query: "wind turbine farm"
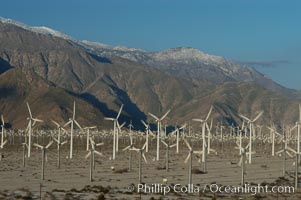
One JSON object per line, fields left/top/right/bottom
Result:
{"left": 1, "top": 2, "right": 301, "bottom": 198}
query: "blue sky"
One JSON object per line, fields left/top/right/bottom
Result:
{"left": 1, "top": 0, "right": 300, "bottom": 89}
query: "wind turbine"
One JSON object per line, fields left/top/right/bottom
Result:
{"left": 171, "top": 123, "right": 186, "bottom": 154}
{"left": 161, "top": 139, "right": 176, "bottom": 171}
{"left": 239, "top": 111, "right": 264, "bottom": 164}
{"left": 33, "top": 141, "right": 53, "bottom": 180}
{"left": 85, "top": 138, "right": 103, "bottom": 182}
{"left": 1, "top": 115, "right": 6, "bottom": 149}
{"left": 83, "top": 126, "right": 97, "bottom": 151}
{"left": 26, "top": 102, "right": 43, "bottom": 158}
{"left": 64, "top": 101, "right": 82, "bottom": 159}
{"left": 148, "top": 109, "right": 170, "bottom": 161}
{"left": 116, "top": 121, "right": 126, "bottom": 152}
{"left": 130, "top": 142, "right": 147, "bottom": 183}
{"left": 183, "top": 138, "right": 205, "bottom": 185}
{"left": 104, "top": 104, "right": 124, "bottom": 160}
{"left": 123, "top": 133, "right": 135, "bottom": 171}
{"left": 192, "top": 106, "right": 213, "bottom": 162}
{"left": 141, "top": 120, "right": 155, "bottom": 153}
{"left": 266, "top": 125, "right": 281, "bottom": 156}
{"left": 52, "top": 120, "right": 68, "bottom": 168}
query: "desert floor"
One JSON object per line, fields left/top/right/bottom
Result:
{"left": 0, "top": 135, "right": 301, "bottom": 199}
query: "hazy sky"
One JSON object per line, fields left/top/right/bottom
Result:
{"left": 1, "top": 0, "right": 300, "bottom": 89}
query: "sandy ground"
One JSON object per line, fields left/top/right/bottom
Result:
{"left": 0, "top": 134, "right": 301, "bottom": 199}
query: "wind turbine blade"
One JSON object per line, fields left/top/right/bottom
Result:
{"left": 170, "top": 144, "right": 177, "bottom": 148}
{"left": 193, "top": 150, "right": 202, "bottom": 154}
{"left": 131, "top": 147, "right": 139, "bottom": 152}
{"left": 142, "top": 153, "right": 147, "bottom": 163}
{"left": 183, "top": 138, "right": 191, "bottom": 150}
{"left": 239, "top": 114, "right": 250, "bottom": 122}
{"left": 238, "top": 157, "right": 242, "bottom": 166}
{"left": 73, "top": 101, "right": 76, "bottom": 120}
{"left": 116, "top": 104, "right": 124, "bottom": 120}
{"left": 1, "top": 115, "right": 4, "bottom": 125}
{"left": 85, "top": 152, "right": 91, "bottom": 159}
{"left": 104, "top": 117, "right": 115, "bottom": 121}
{"left": 123, "top": 145, "right": 131, "bottom": 151}
{"left": 252, "top": 111, "right": 264, "bottom": 122}
{"left": 0, "top": 140, "right": 7, "bottom": 148}
{"left": 61, "top": 141, "right": 68, "bottom": 145}
{"left": 86, "top": 126, "right": 97, "bottom": 129}
{"left": 205, "top": 123, "right": 211, "bottom": 134}
{"left": 266, "top": 126, "right": 274, "bottom": 132}
{"left": 241, "top": 120, "right": 245, "bottom": 130}
{"left": 286, "top": 151, "right": 293, "bottom": 158}
{"left": 287, "top": 146, "right": 297, "bottom": 154}
{"left": 179, "top": 123, "right": 187, "bottom": 130}
{"left": 51, "top": 120, "right": 60, "bottom": 128}
{"left": 192, "top": 119, "right": 203, "bottom": 122}
{"left": 94, "top": 150, "right": 103, "bottom": 157}
{"left": 96, "top": 142, "right": 104, "bottom": 146}
{"left": 89, "top": 138, "right": 95, "bottom": 146}
{"left": 64, "top": 120, "right": 72, "bottom": 127}
{"left": 142, "top": 142, "right": 147, "bottom": 150}
{"left": 33, "top": 118, "right": 43, "bottom": 123}
{"left": 148, "top": 112, "right": 159, "bottom": 121}
{"left": 118, "top": 122, "right": 126, "bottom": 129}
{"left": 25, "top": 123, "right": 30, "bottom": 133}
{"left": 291, "top": 124, "right": 297, "bottom": 131}
{"left": 161, "top": 140, "right": 168, "bottom": 147}
{"left": 205, "top": 106, "right": 213, "bottom": 121}
{"left": 26, "top": 102, "right": 32, "bottom": 119}
{"left": 141, "top": 120, "right": 148, "bottom": 128}
{"left": 46, "top": 141, "right": 53, "bottom": 149}
{"left": 160, "top": 110, "right": 170, "bottom": 121}
{"left": 184, "top": 153, "right": 191, "bottom": 163}
{"left": 32, "top": 120, "right": 37, "bottom": 127}
{"left": 53, "top": 138, "right": 59, "bottom": 144}
{"left": 33, "top": 143, "right": 43, "bottom": 149}
{"left": 61, "top": 127, "right": 67, "bottom": 133}
{"left": 74, "top": 120, "right": 82, "bottom": 130}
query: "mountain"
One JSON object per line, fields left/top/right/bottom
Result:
{"left": 0, "top": 17, "right": 300, "bottom": 129}
{"left": 80, "top": 42, "right": 299, "bottom": 98}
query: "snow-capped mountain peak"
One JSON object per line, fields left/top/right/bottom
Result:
{"left": 0, "top": 17, "right": 71, "bottom": 40}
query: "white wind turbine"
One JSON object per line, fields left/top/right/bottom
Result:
{"left": 130, "top": 142, "right": 147, "bottom": 183}
{"left": 291, "top": 104, "right": 301, "bottom": 159}
{"left": 104, "top": 104, "right": 124, "bottom": 160}
{"left": 83, "top": 126, "right": 97, "bottom": 151}
{"left": 183, "top": 138, "right": 206, "bottom": 185}
{"left": 239, "top": 111, "right": 264, "bottom": 164}
{"left": 1, "top": 115, "right": 7, "bottom": 150}
{"left": 266, "top": 125, "right": 281, "bottom": 156}
{"left": 116, "top": 121, "right": 126, "bottom": 152}
{"left": 33, "top": 140, "right": 53, "bottom": 180}
{"left": 64, "top": 101, "right": 82, "bottom": 159}
{"left": 26, "top": 102, "right": 43, "bottom": 158}
{"left": 192, "top": 106, "right": 213, "bottom": 162}
{"left": 0, "top": 125, "right": 7, "bottom": 161}
{"left": 123, "top": 133, "right": 135, "bottom": 171}
{"left": 85, "top": 138, "right": 103, "bottom": 182}
{"left": 52, "top": 120, "right": 68, "bottom": 168}
{"left": 141, "top": 120, "right": 155, "bottom": 153}
{"left": 171, "top": 123, "right": 187, "bottom": 154}
{"left": 148, "top": 110, "right": 170, "bottom": 161}
{"left": 161, "top": 139, "right": 176, "bottom": 171}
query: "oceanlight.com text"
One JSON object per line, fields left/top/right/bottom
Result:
{"left": 129, "top": 183, "right": 295, "bottom": 196}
